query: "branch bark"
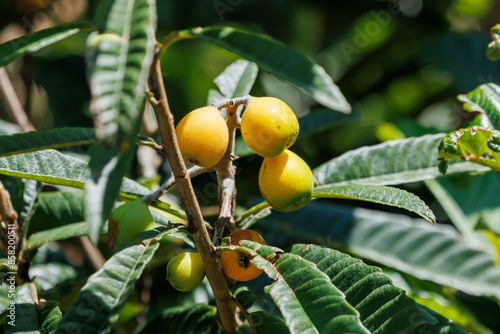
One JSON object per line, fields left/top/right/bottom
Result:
{"left": 148, "top": 48, "right": 237, "bottom": 332}
{"left": 0, "top": 67, "right": 35, "bottom": 132}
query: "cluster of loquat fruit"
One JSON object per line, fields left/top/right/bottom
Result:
{"left": 176, "top": 96, "right": 314, "bottom": 211}
{"left": 107, "top": 97, "right": 314, "bottom": 291}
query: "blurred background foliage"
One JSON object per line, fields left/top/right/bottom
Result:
{"left": 0, "top": 0, "right": 499, "bottom": 230}
{"left": 1, "top": 1, "right": 500, "bottom": 331}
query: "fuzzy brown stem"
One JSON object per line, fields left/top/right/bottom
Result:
{"left": 0, "top": 67, "right": 35, "bottom": 132}
{"left": 213, "top": 106, "right": 240, "bottom": 245}
{"left": 148, "top": 49, "right": 237, "bottom": 332}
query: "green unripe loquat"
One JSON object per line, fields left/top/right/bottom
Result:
{"left": 107, "top": 199, "right": 157, "bottom": 251}
{"left": 175, "top": 106, "right": 229, "bottom": 168}
{"left": 241, "top": 97, "right": 299, "bottom": 157}
{"left": 259, "top": 149, "right": 314, "bottom": 211}
{"left": 167, "top": 252, "right": 206, "bottom": 292}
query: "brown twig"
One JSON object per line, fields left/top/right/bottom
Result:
{"left": 212, "top": 101, "right": 245, "bottom": 246}
{"left": 0, "top": 67, "right": 35, "bottom": 132}
{"left": 147, "top": 46, "right": 238, "bottom": 332}
{"left": 79, "top": 236, "right": 105, "bottom": 270}
{"left": 145, "top": 165, "right": 211, "bottom": 204}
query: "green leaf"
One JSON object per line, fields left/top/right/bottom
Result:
{"left": 0, "top": 22, "right": 89, "bottom": 67}
{"left": 185, "top": 27, "right": 350, "bottom": 112}
{"left": 26, "top": 222, "right": 99, "bottom": 250}
{"left": 232, "top": 286, "right": 299, "bottom": 334}
{"left": 314, "top": 134, "right": 489, "bottom": 186}
{"left": 427, "top": 172, "right": 500, "bottom": 235}
{"left": 26, "top": 191, "right": 176, "bottom": 249}
{"left": 290, "top": 244, "right": 437, "bottom": 333}
{"left": 6, "top": 284, "right": 38, "bottom": 334}
{"left": 214, "top": 59, "right": 258, "bottom": 99}
{"left": 85, "top": 0, "right": 157, "bottom": 244}
{"left": 416, "top": 305, "right": 469, "bottom": 334}
{"left": 240, "top": 243, "right": 369, "bottom": 334}
{"left": 57, "top": 241, "right": 160, "bottom": 332}
{"left": 259, "top": 202, "right": 500, "bottom": 299}
{"left": 459, "top": 83, "right": 500, "bottom": 130}
{"left": 138, "top": 304, "right": 220, "bottom": 334}
{"left": 31, "top": 263, "right": 78, "bottom": 291}
{"left": 313, "top": 184, "right": 436, "bottom": 223}
{"left": 38, "top": 301, "right": 62, "bottom": 334}
{"left": 0, "top": 128, "right": 94, "bottom": 158}
{"left": 439, "top": 126, "right": 500, "bottom": 172}
{"left": 28, "top": 191, "right": 86, "bottom": 237}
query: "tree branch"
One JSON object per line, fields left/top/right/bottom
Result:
{"left": 147, "top": 47, "right": 237, "bottom": 332}
{"left": 0, "top": 67, "right": 35, "bottom": 132}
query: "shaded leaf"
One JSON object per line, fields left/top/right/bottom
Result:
{"left": 0, "top": 128, "right": 94, "bottom": 158}
{"left": 214, "top": 59, "right": 258, "bottom": 99}
{"left": 459, "top": 83, "right": 500, "bottom": 130}
{"left": 0, "top": 150, "right": 179, "bottom": 220}
{"left": 232, "top": 286, "right": 298, "bottom": 334}
{"left": 314, "top": 134, "right": 488, "bottom": 186}
{"left": 185, "top": 27, "right": 350, "bottom": 112}
{"left": 56, "top": 241, "right": 160, "bottom": 333}
{"left": 6, "top": 284, "right": 38, "bottom": 334}
{"left": 38, "top": 301, "right": 62, "bottom": 334}
{"left": 25, "top": 222, "right": 102, "bottom": 251}
{"left": 313, "top": 184, "right": 436, "bottom": 223}
{"left": 138, "top": 304, "right": 220, "bottom": 334}
{"left": 30, "top": 263, "right": 78, "bottom": 291}
{"left": 259, "top": 202, "right": 500, "bottom": 299}
{"left": 85, "top": 0, "right": 157, "bottom": 244}
{"left": 439, "top": 126, "right": 500, "bottom": 173}
{"left": 0, "top": 22, "right": 89, "bottom": 66}
{"left": 416, "top": 305, "right": 469, "bottom": 334}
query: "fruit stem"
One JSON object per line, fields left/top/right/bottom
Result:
{"left": 148, "top": 46, "right": 238, "bottom": 333}
{"left": 212, "top": 95, "right": 251, "bottom": 113}
{"left": 145, "top": 165, "right": 212, "bottom": 204}
{"left": 213, "top": 102, "right": 240, "bottom": 246}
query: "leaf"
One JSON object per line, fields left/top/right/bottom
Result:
{"left": 439, "top": 126, "right": 500, "bottom": 173}
{"left": 138, "top": 304, "right": 220, "bottom": 334}
{"left": 416, "top": 305, "right": 469, "bottom": 334}
{"left": 26, "top": 191, "right": 176, "bottom": 249}
{"left": 26, "top": 222, "right": 100, "bottom": 250}
{"left": 0, "top": 22, "right": 89, "bottom": 66}
{"left": 56, "top": 240, "right": 160, "bottom": 333}
{"left": 240, "top": 243, "right": 369, "bottom": 334}
{"left": 214, "top": 59, "right": 258, "bottom": 99}
{"left": 232, "top": 286, "right": 295, "bottom": 334}
{"left": 459, "top": 83, "right": 500, "bottom": 130}
{"left": 0, "top": 150, "right": 179, "bottom": 222}
{"left": 185, "top": 27, "right": 351, "bottom": 112}
{"left": 28, "top": 191, "right": 86, "bottom": 237}
{"left": 313, "top": 184, "right": 436, "bottom": 223}
{"left": 258, "top": 202, "right": 500, "bottom": 299}
{"left": 6, "top": 284, "right": 39, "bottom": 334}
{"left": 30, "top": 263, "right": 78, "bottom": 291}
{"left": 290, "top": 244, "right": 437, "bottom": 333}
{"left": 0, "top": 128, "right": 94, "bottom": 158}
{"left": 314, "top": 133, "right": 489, "bottom": 186}
{"left": 38, "top": 301, "right": 62, "bottom": 334}
{"left": 85, "top": 0, "right": 157, "bottom": 244}
{"left": 19, "top": 179, "right": 41, "bottom": 225}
